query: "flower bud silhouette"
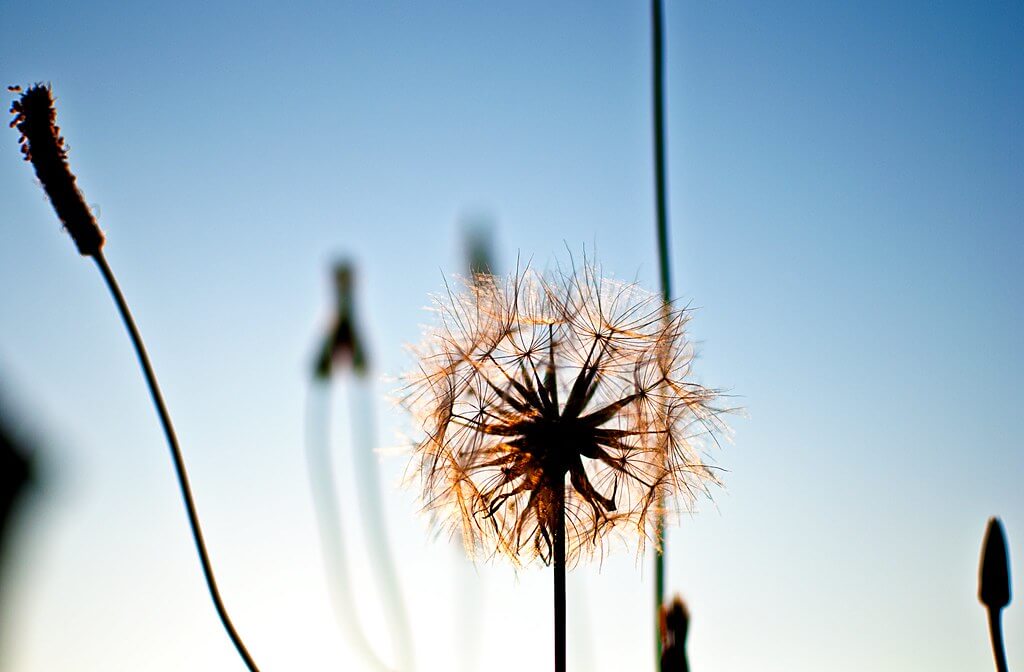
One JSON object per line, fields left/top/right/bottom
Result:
{"left": 659, "top": 595, "right": 690, "bottom": 672}
{"left": 979, "top": 517, "right": 1011, "bottom": 672}
{"left": 980, "top": 517, "right": 1011, "bottom": 610}
{"left": 314, "top": 262, "right": 369, "bottom": 380}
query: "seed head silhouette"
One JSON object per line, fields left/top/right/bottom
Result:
{"left": 401, "top": 262, "right": 726, "bottom": 566}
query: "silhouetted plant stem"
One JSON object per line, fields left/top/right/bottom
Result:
{"left": 986, "top": 608, "right": 1007, "bottom": 672}
{"left": 93, "top": 251, "right": 259, "bottom": 672}
{"left": 554, "top": 489, "right": 566, "bottom": 672}
{"left": 651, "top": 0, "right": 672, "bottom": 665}
{"left": 306, "top": 381, "right": 390, "bottom": 672}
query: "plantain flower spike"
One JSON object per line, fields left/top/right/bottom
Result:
{"left": 401, "top": 261, "right": 726, "bottom": 566}
{"left": 10, "top": 84, "right": 105, "bottom": 256}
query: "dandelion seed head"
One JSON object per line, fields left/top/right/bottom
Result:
{"left": 401, "top": 263, "right": 727, "bottom": 566}
{"left": 10, "top": 83, "right": 105, "bottom": 256}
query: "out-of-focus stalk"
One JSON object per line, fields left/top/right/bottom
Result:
{"left": 350, "top": 377, "right": 415, "bottom": 671}
{"left": 306, "top": 381, "right": 390, "bottom": 672}
{"left": 309, "top": 261, "right": 413, "bottom": 671}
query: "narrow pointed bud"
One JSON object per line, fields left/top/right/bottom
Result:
{"left": 979, "top": 517, "right": 1011, "bottom": 610}
{"left": 313, "top": 261, "right": 368, "bottom": 379}
{"left": 10, "top": 84, "right": 105, "bottom": 256}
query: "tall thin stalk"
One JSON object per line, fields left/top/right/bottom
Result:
{"left": 553, "top": 490, "right": 567, "bottom": 672}
{"left": 94, "top": 252, "right": 260, "bottom": 672}
{"left": 309, "top": 261, "right": 413, "bottom": 671}
{"left": 12, "top": 83, "right": 260, "bottom": 672}
{"left": 650, "top": 0, "right": 673, "bottom": 664}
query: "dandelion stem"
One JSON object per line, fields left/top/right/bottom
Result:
{"left": 986, "top": 608, "right": 1008, "bottom": 672}
{"left": 554, "top": 487, "right": 567, "bottom": 672}
{"left": 651, "top": 0, "right": 672, "bottom": 665}
{"left": 92, "top": 251, "right": 259, "bottom": 672}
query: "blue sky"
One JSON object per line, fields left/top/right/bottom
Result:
{"left": 1, "top": 2, "right": 1021, "bottom": 671}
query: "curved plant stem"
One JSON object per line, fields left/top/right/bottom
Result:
{"left": 554, "top": 489, "right": 566, "bottom": 672}
{"left": 305, "top": 381, "right": 391, "bottom": 672}
{"left": 986, "top": 608, "right": 1008, "bottom": 672}
{"left": 93, "top": 252, "right": 259, "bottom": 672}
{"left": 651, "top": 0, "right": 672, "bottom": 666}
{"left": 350, "top": 378, "right": 415, "bottom": 671}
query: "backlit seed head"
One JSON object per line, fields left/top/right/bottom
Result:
{"left": 401, "top": 262, "right": 727, "bottom": 566}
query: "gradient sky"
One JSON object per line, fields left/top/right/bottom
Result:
{"left": 1, "top": 2, "right": 1021, "bottom": 671}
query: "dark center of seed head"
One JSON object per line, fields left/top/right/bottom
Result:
{"left": 524, "top": 417, "right": 593, "bottom": 478}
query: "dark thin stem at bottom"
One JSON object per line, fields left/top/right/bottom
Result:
{"left": 93, "top": 252, "right": 260, "bottom": 672}
{"left": 987, "top": 607, "right": 1007, "bottom": 672}
{"left": 554, "top": 489, "right": 566, "bottom": 672}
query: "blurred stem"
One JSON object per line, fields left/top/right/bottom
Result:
{"left": 93, "top": 252, "right": 259, "bottom": 672}
{"left": 306, "top": 382, "right": 391, "bottom": 672}
{"left": 987, "top": 608, "right": 1007, "bottom": 672}
{"left": 554, "top": 489, "right": 566, "bottom": 672}
{"left": 651, "top": 0, "right": 671, "bottom": 666}
{"left": 455, "top": 533, "right": 482, "bottom": 672}
{"left": 350, "top": 377, "right": 415, "bottom": 671}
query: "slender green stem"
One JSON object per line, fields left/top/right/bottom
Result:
{"left": 987, "top": 607, "right": 1008, "bottom": 672}
{"left": 554, "top": 489, "right": 566, "bottom": 672}
{"left": 92, "top": 252, "right": 259, "bottom": 672}
{"left": 652, "top": 0, "right": 671, "bottom": 306}
{"left": 651, "top": 0, "right": 671, "bottom": 666}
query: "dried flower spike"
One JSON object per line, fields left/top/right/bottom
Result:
{"left": 401, "top": 262, "right": 726, "bottom": 567}
{"left": 10, "top": 83, "right": 104, "bottom": 256}
{"left": 11, "top": 85, "right": 258, "bottom": 670}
